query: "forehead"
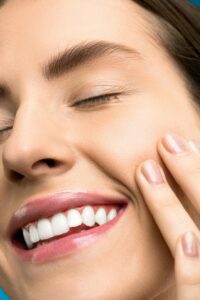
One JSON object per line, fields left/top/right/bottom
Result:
{"left": 0, "top": 0, "right": 154, "bottom": 59}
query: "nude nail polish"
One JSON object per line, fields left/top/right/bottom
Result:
{"left": 141, "top": 160, "right": 165, "bottom": 185}
{"left": 188, "top": 140, "right": 200, "bottom": 155}
{"left": 181, "top": 232, "right": 199, "bottom": 257}
{"left": 162, "top": 134, "right": 187, "bottom": 154}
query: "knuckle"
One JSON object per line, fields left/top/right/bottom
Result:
{"left": 178, "top": 268, "right": 200, "bottom": 286}
{"left": 153, "top": 188, "right": 176, "bottom": 208}
{"left": 184, "top": 156, "right": 200, "bottom": 175}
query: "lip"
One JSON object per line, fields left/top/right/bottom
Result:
{"left": 8, "top": 191, "right": 128, "bottom": 243}
{"left": 10, "top": 206, "right": 127, "bottom": 264}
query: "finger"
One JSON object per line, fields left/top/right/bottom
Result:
{"left": 135, "top": 160, "right": 199, "bottom": 255}
{"left": 175, "top": 232, "right": 200, "bottom": 300}
{"left": 157, "top": 132, "right": 200, "bottom": 214}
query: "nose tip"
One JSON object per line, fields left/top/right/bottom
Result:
{"left": 2, "top": 140, "right": 76, "bottom": 182}
{"left": 1, "top": 99, "right": 77, "bottom": 182}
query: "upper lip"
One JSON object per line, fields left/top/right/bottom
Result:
{"left": 8, "top": 191, "right": 128, "bottom": 240}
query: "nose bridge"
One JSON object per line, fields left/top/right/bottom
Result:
{"left": 2, "top": 100, "right": 76, "bottom": 180}
{"left": 15, "top": 100, "right": 54, "bottom": 146}
{"left": 6, "top": 100, "right": 53, "bottom": 153}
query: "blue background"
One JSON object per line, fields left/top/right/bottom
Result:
{"left": 190, "top": 0, "right": 200, "bottom": 6}
{"left": 0, "top": 0, "right": 200, "bottom": 299}
{"left": 0, "top": 289, "right": 10, "bottom": 300}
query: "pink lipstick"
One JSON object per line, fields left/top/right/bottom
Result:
{"left": 8, "top": 191, "right": 128, "bottom": 263}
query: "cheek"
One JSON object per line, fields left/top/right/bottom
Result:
{"left": 74, "top": 104, "right": 164, "bottom": 189}
{"left": 76, "top": 110, "right": 175, "bottom": 296}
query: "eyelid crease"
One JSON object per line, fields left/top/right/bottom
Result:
{"left": 68, "top": 83, "right": 138, "bottom": 106}
{"left": 69, "top": 83, "right": 139, "bottom": 110}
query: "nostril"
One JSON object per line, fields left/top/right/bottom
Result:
{"left": 44, "top": 159, "right": 58, "bottom": 168}
{"left": 32, "top": 158, "right": 61, "bottom": 169}
{"left": 9, "top": 171, "right": 24, "bottom": 182}
{"left": 6, "top": 159, "right": 61, "bottom": 182}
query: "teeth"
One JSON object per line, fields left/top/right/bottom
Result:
{"left": 67, "top": 209, "right": 82, "bottom": 227}
{"left": 29, "top": 225, "right": 40, "bottom": 243}
{"left": 37, "top": 219, "right": 54, "bottom": 240}
{"left": 22, "top": 206, "right": 120, "bottom": 249}
{"left": 82, "top": 206, "right": 95, "bottom": 227}
{"left": 51, "top": 213, "right": 69, "bottom": 236}
{"left": 95, "top": 208, "right": 107, "bottom": 225}
{"left": 22, "top": 228, "right": 33, "bottom": 249}
{"left": 107, "top": 208, "right": 117, "bottom": 221}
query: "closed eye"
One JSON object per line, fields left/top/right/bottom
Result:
{"left": 0, "top": 126, "right": 13, "bottom": 133}
{"left": 71, "top": 93, "right": 122, "bottom": 108}
{"left": 0, "top": 126, "right": 13, "bottom": 142}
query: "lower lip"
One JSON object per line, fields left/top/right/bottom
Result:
{"left": 11, "top": 205, "right": 127, "bottom": 264}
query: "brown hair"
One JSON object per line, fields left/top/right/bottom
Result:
{"left": 133, "top": 0, "right": 200, "bottom": 110}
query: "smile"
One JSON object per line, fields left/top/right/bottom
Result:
{"left": 8, "top": 191, "right": 128, "bottom": 264}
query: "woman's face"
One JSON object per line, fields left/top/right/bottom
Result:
{"left": 0, "top": 0, "right": 200, "bottom": 299}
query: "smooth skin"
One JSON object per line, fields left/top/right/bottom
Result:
{"left": 0, "top": 0, "right": 199, "bottom": 299}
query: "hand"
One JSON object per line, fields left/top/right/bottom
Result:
{"left": 135, "top": 133, "right": 200, "bottom": 300}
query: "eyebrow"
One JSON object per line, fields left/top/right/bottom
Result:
{"left": 42, "top": 40, "right": 143, "bottom": 81}
{"left": 0, "top": 40, "right": 143, "bottom": 97}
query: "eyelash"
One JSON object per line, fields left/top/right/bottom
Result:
{"left": 0, "top": 117, "right": 13, "bottom": 133}
{"left": 71, "top": 92, "right": 121, "bottom": 108}
{"left": 0, "top": 126, "right": 12, "bottom": 132}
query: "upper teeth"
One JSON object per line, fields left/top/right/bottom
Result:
{"left": 22, "top": 206, "right": 118, "bottom": 249}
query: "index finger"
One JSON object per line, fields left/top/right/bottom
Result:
{"left": 135, "top": 159, "right": 199, "bottom": 256}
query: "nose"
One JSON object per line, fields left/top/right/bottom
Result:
{"left": 2, "top": 106, "right": 76, "bottom": 182}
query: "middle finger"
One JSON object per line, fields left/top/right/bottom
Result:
{"left": 157, "top": 132, "right": 200, "bottom": 214}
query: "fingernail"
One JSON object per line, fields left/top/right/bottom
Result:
{"left": 141, "top": 160, "right": 165, "bottom": 185}
{"left": 188, "top": 140, "right": 200, "bottom": 156}
{"left": 162, "top": 134, "right": 187, "bottom": 154}
{"left": 181, "top": 232, "right": 199, "bottom": 257}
